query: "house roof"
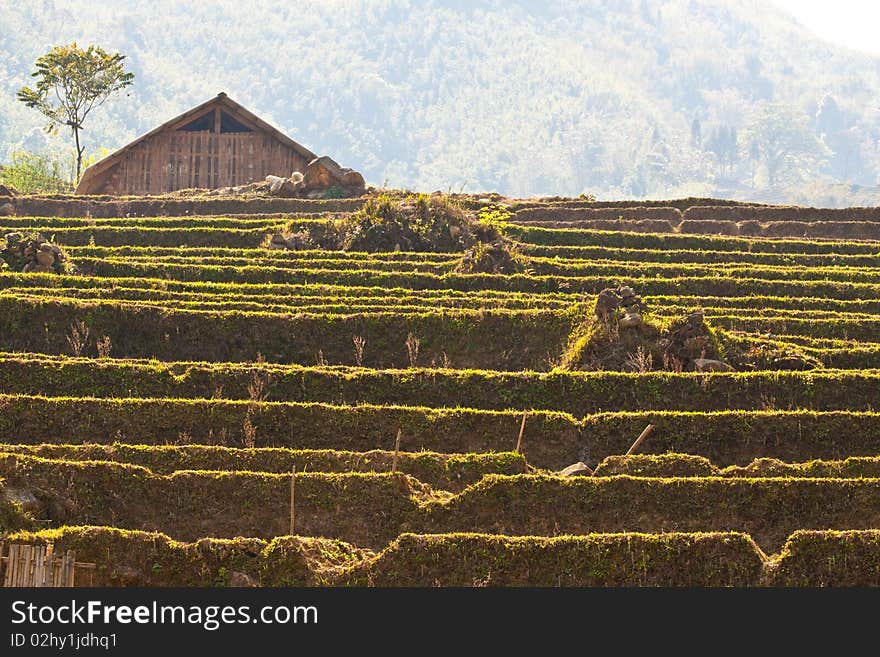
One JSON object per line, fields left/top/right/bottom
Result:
{"left": 75, "top": 92, "right": 317, "bottom": 194}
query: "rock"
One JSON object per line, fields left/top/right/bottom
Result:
{"left": 679, "top": 313, "right": 706, "bottom": 338}
{"left": 45, "top": 495, "right": 76, "bottom": 523}
{"left": 267, "top": 230, "right": 312, "bottom": 251}
{"left": 659, "top": 312, "right": 717, "bottom": 367}
{"left": 0, "top": 202, "right": 14, "bottom": 216}
{"left": 23, "top": 261, "right": 53, "bottom": 273}
{"left": 771, "top": 356, "right": 819, "bottom": 371}
{"left": 228, "top": 571, "right": 260, "bottom": 587}
{"left": 266, "top": 175, "right": 300, "bottom": 198}
{"left": 301, "top": 156, "right": 365, "bottom": 195}
{"left": 619, "top": 312, "right": 642, "bottom": 329}
{"left": 692, "top": 358, "right": 735, "bottom": 373}
{"left": 2, "top": 231, "right": 67, "bottom": 274}
{"left": 0, "top": 183, "right": 15, "bottom": 196}
{"left": 112, "top": 566, "right": 145, "bottom": 586}
{"left": 268, "top": 233, "right": 290, "bottom": 250}
{"left": 2, "top": 487, "right": 42, "bottom": 515}
{"left": 594, "top": 288, "right": 621, "bottom": 320}
{"left": 559, "top": 462, "right": 594, "bottom": 477}
{"left": 35, "top": 250, "right": 55, "bottom": 267}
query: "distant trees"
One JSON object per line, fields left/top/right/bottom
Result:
{"left": 1, "top": 2, "right": 879, "bottom": 201}
{"left": 17, "top": 43, "right": 134, "bottom": 181}
{"left": 706, "top": 125, "right": 737, "bottom": 176}
{"left": 0, "top": 150, "right": 72, "bottom": 193}
{"left": 741, "top": 102, "right": 828, "bottom": 187}
{"left": 816, "top": 94, "right": 863, "bottom": 181}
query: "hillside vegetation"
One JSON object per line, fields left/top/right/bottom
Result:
{"left": 2, "top": 0, "right": 880, "bottom": 204}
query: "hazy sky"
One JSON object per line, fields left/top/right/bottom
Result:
{"left": 773, "top": 0, "right": 880, "bottom": 55}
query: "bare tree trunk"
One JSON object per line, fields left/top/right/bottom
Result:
{"left": 73, "top": 125, "right": 84, "bottom": 183}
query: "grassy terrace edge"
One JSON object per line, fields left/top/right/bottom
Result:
{"left": 8, "top": 453, "right": 880, "bottom": 551}
{"left": 4, "top": 524, "right": 880, "bottom": 586}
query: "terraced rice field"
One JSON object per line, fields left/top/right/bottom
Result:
{"left": 2, "top": 195, "right": 880, "bottom": 586}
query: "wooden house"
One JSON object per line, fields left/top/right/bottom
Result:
{"left": 75, "top": 93, "right": 316, "bottom": 195}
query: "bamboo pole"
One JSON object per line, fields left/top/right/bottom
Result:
{"left": 7, "top": 545, "right": 19, "bottom": 587}
{"left": 57, "top": 550, "right": 65, "bottom": 588}
{"left": 52, "top": 555, "right": 61, "bottom": 587}
{"left": 33, "top": 545, "right": 44, "bottom": 588}
{"left": 3, "top": 544, "right": 14, "bottom": 587}
{"left": 43, "top": 544, "right": 54, "bottom": 587}
{"left": 27, "top": 546, "right": 37, "bottom": 586}
{"left": 515, "top": 412, "right": 528, "bottom": 454}
{"left": 66, "top": 550, "right": 75, "bottom": 587}
{"left": 625, "top": 424, "right": 655, "bottom": 456}
{"left": 18, "top": 546, "right": 31, "bottom": 586}
{"left": 289, "top": 466, "right": 296, "bottom": 536}
{"left": 392, "top": 428, "right": 402, "bottom": 474}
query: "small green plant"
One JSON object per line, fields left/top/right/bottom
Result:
{"left": 476, "top": 204, "right": 513, "bottom": 226}
{"left": 322, "top": 185, "right": 345, "bottom": 199}
{"left": 214, "top": 567, "right": 230, "bottom": 587}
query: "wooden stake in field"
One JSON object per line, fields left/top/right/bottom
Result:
{"left": 392, "top": 428, "right": 402, "bottom": 474}
{"left": 625, "top": 423, "right": 654, "bottom": 456}
{"left": 289, "top": 466, "right": 296, "bottom": 536}
{"left": 515, "top": 412, "right": 528, "bottom": 454}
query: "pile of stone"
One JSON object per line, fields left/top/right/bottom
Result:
{"left": 594, "top": 285, "right": 645, "bottom": 329}
{"left": 1, "top": 232, "right": 68, "bottom": 273}
{"left": 266, "top": 156, "right": 366, "bottom": 199}
{"left": 267, "top": 230, "right": 312, "bottom": 251}
{"left": 589, "top": 286, "right": 734, "bottom": 373}
{"left": 659, "top": 311, "right": 733, "bottom": 372}
{"left": 199, "top": 156, "right": 366, "bottom": 199}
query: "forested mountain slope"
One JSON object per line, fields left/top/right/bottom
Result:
{"left": 1, "top": 0, "right": 879, "bottom": 203}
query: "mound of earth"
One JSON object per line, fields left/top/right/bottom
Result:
{"left": 729, "top": 340, "right": 823, "bottom": 371}
{"left": 455, "top": 239, "right": 523, "bottom": 274}
{"left": 560, "top": 287, "right": 729, "bottom": 372}
{"left": 267, "top": 193, "right": 524, "bottom": 273}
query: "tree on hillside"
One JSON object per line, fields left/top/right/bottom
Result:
{"left": 706, "top": 124, "right": 737, "bottom": 177}
{"left": 816, "top": 94, "right": 864, "bottom": 182}
{"left": 17, "top": 43, "right": 134, "bottom": 182}
{"left": 741, "top": 102, "right": 828, "bottom": 187}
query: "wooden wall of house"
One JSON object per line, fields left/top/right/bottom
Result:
{"left": 93, "top": 129, "right": 311, "bottom": 195}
